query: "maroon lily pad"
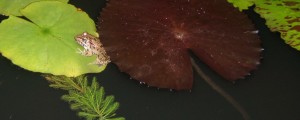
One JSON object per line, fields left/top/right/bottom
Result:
{"left": 98, "top": 0, "right": 261, "bottom": 90}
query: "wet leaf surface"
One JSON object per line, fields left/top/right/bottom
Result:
{"left": 227, "top": 0, "right": 255, "bottom": 11}
{"left": 228, "top": 0, "right": 300, "bottom": 50}
{"left": 98, "top": 0, "right": 261, "bottom": 90}
{"left": 0, "top": 1, "right": 104, "bottom": 76}
{"left": 255, "top": 0, "right": 300, "bottom": 50}
{"left": 0, "top": 0, "right": 68, "bottom": 16}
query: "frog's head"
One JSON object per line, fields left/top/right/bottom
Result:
{"left": 75, "top": 32, "right": 89, "bottom": 47}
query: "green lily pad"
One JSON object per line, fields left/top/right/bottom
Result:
{"left": 227, "top": 0, "right": 255, "bottom": 11}
{"left": 0, "top": 1, "right": 104, "bottom": 77}
{"left": 0, "top": 0, "right": 69, "bottom": 16}
{"left": 255, "top": 0, "right": 300, "bottom": 50}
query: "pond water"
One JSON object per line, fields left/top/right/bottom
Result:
{"left": 0, "top": 1, "right": 300, "bottom": 120}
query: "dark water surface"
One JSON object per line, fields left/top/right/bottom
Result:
{"left": 1, "top": 1, "right": 300, "bottom": 120}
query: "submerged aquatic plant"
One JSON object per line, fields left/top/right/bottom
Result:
{"left": 44, "top": 75, "right": 124, "bottom": 120}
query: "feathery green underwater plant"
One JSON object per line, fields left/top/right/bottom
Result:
{"left": 44, "top": 75, "right": 124, "bottom": 120}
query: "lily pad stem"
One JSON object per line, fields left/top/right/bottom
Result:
{"left": 190, "top": 57, "right": 250, "bottom": 120}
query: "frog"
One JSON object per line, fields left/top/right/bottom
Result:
{"left": 75, "top": 32, "right": 111, "bottom": 66}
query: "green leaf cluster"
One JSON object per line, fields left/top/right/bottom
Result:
{"left": 0, "top": 1, "right": 104, "bottom": 76}
{"left": 227, "top": 0, "right": 300, "bottom": 51}
{"left": 44, "top": 75, "right": 125, "bottom": 120}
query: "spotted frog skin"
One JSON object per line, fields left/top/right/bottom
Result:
{"left": 75, "top": 32, "right": 110, "bottom": 66}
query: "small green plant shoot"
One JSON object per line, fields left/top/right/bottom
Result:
{"left": 44, "top": 75, "right": 125, "bottom": 120}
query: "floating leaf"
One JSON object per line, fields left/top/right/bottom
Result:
{"left": 228, "top": 0, "right": 300, "bottom": 50}
{"left": 0, "top": 1, "right": 104, "bottom": 77}
{"left": 98, "top": 0, "right": 261, "bottom": 90}
{"left": 255, "top": 0, "right": 300, "bottom": 50}
{"left": 227, "top": 0, "right": 255, "bottom": 11}
{"left": 0, "top": 0, "right": 69, "bottom": 16}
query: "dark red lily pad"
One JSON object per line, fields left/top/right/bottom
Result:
{"left": 98, "top": 0, "right": 261, "bottom": 90}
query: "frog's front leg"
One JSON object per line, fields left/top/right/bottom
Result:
{"left": 76, "top": 48, "right": 93, "bottom": 56}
